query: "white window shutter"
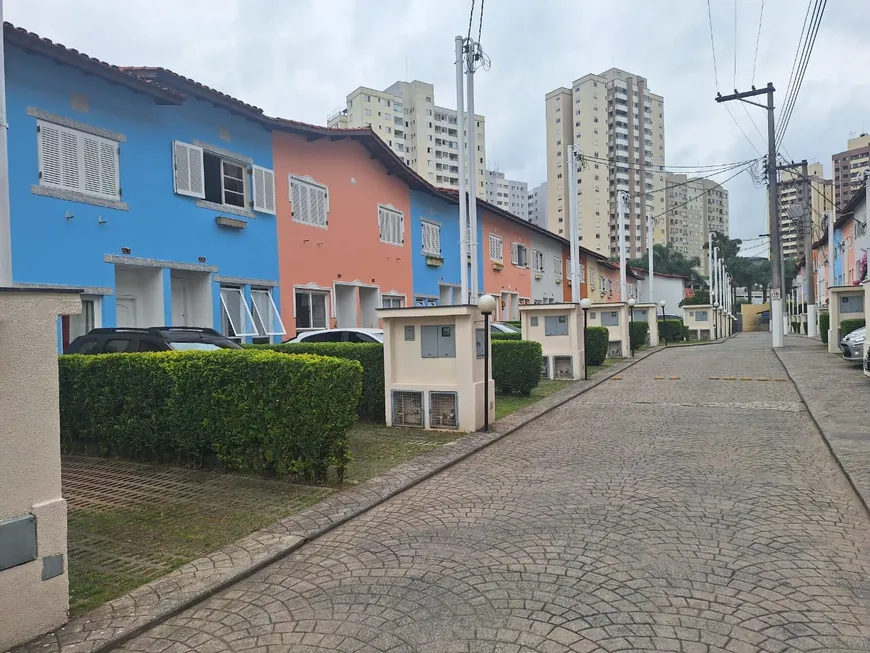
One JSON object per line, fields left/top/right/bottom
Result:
{"left": 511, "top": 242, "right": 519, "bottom": 265}
{"left": 59, "top": 128, "right": 80, "bottom": 190}
{"left": 252, "top": 165, "right": 276, "bottom": 214}
{"left": 173, "top": 141, "right": 205, "bottom": 199}
{"left": 82, "top": 136, "right": 101, "bottom": 195}
{"left": 37, "top": 123, "right": 64, "bottom": 188}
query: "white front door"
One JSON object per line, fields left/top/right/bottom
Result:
{"left": 116, "top": 296, "right": 137, "bottom": 327}
{"left": 171, "top": 278, "right": 189, "bottom": 326}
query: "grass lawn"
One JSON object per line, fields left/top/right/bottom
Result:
{"left": 65, "top": 377, "right": 586, "bottom": 616}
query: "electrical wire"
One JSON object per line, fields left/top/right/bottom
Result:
{"left": 578, "top": 153, "right": 758, "bottom": 173}
{"left": 644, "top": 162, "right": 753, "bottom": 225}
{"left": 751, "top": 0, "right": 764, "bottom": 86}
{"left": 725, "top": 104, "right": 763, "bottom": 155}
{"left": 466, "top": 0, "right": 475, "bottom": 43}
{"left": 478, "top": 0, "right": 484, "bottom": 45}
{"left": 706, "top": 0, "right": 720, "bottom": 90}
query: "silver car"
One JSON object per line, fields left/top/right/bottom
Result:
{"left": 839, "top": 326, "right": 866, "bottom": 363}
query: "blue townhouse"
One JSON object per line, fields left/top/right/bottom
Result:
{"left": 5, "top": 24, "right": 284, "bottom": 349}
{"left": 410, "top": 189, "right": 485, "bottom": 306}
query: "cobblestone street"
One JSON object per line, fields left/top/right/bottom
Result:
{"left": 118, "top": 334, "right": 870, "bottom": 653}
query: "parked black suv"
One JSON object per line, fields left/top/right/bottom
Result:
{"left": 65, "top": 327, "right": 243, "bottom": 354}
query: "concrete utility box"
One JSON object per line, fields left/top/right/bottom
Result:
{"left": 631, "top": 303, "right": 659, "bottom": 346}
{"left": 684, "top": 305, "right": 714, "bottom": 340}
{"left": 828, "top": 286, "right": 865, "bottom": 354}
{"left": 378, "top": 305, "right": 494, "bottom": 432}
{"left": 519, "top": 303, "right": 585, "bottom": 380}
{"left": 586, "top": 302, "right": 629, "bottom": 358}
{"left": 0, "top": 287, "right": 82, "bottom": 650}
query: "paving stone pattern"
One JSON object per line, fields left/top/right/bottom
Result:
{"left": 110, "top": 334, "right": 870, "bottom": 652}
{"left": 776, "top": 335, "right": 870, "bottom": 513}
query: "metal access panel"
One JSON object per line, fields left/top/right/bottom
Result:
{"left": 541, "top": 356, "right": 550, "bottom": 379}
{"left": 632, "top": 309, "right": 648, "bottom": 321}
{"left": 553, "top": 356, "right": 573, "bottom": 379}
{"left": 421, "top": 324, "right": 456, "bottom": 358}
{"left": 544, "top": 315, "right": 569, "bottom": 336}
{"left": 695, "top": 310, "right": 709, "bottom": 322}
{"left": 601, "top": 311, "right": 620, "bottom": 327}
{"left": 841, "top": 295, "right": 865, "bottom": 314}
{"left": 0, "top": 513, "right": 37, "bottom": 571}
{"left": 429, "top": 391, "right": 458, "bottom": 429}
{"left": 392, "top": 390, "right": 424, "bottom": 427}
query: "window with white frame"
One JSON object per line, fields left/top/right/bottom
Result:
{"left": 289, "top": 175, "right": 329, "bottom": 227}
{"left": 250, "top": 288, "right": 286, "bottom": 343}
{"left": 37, "top": 120, "right": 120, "bottom": 201}
{"left": 295, "top": 289, "right": 329, "bottom": 329}
{"left": 378, "top": 205, "right": 404, "bottom": 245}
{"left": 422, "top": 220, "right": 441, "bottom": 256}
{"left": 219, "top": 286, "right": 257, "bottom": 341}
{"left": 172, "top": 141, "right": 276, "bottom": 214}
{"left": 489, "top": 234, "right": 503, "bottom": 262}
{"left": 532, "top": 249, "right": 544, "bottom": 272}
{"left": 382, "top": 295, "right": 404, "bottom": 308}
{"left": 62, "top": 295, "right": 102, "bottom": 350}
{"left": 554, "top": 256, "right": 562, "bottom": 278}
{"left": 579, "top": 263, "right": 585, "bottom": 283}
{"left": 511, "top": 242, "right": 528, "bottom": 267}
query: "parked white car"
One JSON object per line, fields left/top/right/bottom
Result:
{"left": 491, "top": 322, "right": 520, "bottom": 334}
{"left": 285, "top": 328, "right": 383, "bottom": 344}
{"left": 839, "top": 326, "right": 866, "bottom": 363}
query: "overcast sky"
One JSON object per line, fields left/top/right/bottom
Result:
{"left": 7, "top": 0, "right": 870, "bottom": 255}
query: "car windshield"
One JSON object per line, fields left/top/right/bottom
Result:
{"left": 167, "top": 342, "right": 224, "bottom": 351}
{"left": 370, "top": 332, "right": 384, "bottom": 343}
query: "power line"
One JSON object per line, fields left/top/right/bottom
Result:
{"left": 706, "top": 0, "right": 720, "bottom": 90}
{"left": 725, "top": 103, "right": 763, "bottom": 155}
{"left": 466, "top": 0, "right": 475, "bottom": 43}
{"left": 578, "top": 153, "right": 758, "bottom": 173}
{"left": 751, "top": 0, "right": 764, "bottom": 86}
{"left": 644, "top": 162, "right": 753, "bottom": 225}
{"left": 478, "top": 0, "right": 485, "bottom": 45}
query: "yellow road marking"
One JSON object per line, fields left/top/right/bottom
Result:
{"left": 773, "top": 378, "right": 788, "bottom": 382}
{"left": 669, "top": 376, "right": 680, "bottom": 380}
{"left": 654, "top": 376, "right": 665, "bottom": 380}
{"left": 722, "top": 376, "right": 736, "bottom": 381}
{"left": 757, "top": 377, "right": 770, "bottom": 382}
{"left": 612, "top": 376, "right": 622, "bottom": 380}
{"left": 708, "top": 376, "right": 720, "bottom": 380}
{"left": 741, "top": 377, "right": 752, "bottom": 381}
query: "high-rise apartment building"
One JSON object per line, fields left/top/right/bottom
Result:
{"left": 832, "top": 134, "right": 870, "bottom": 213}
{"left": 328, "top": 80, "right": 487, "bottom": 198}
{"left": 777, "top": 163, "right": 833, "bottom": 258}
{"left": 545, "top": 68, "right": 666, "bottom": 258}
{"left": 485, "top": 169, "right": 528, "bottom": 218}
{"left": 665, "top": 175, "right": 729, "bottom": 276}
{"left": 528, "top": 182, "right": 548, "bottom": 228}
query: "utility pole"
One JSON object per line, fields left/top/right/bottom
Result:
{"left": 617, "top": 191, "right": 628, "bottom": 301}
{"left": 716, "top": 83, "right": 783, "bottom": 347}
{"left": 712, "top": 245, "right": 719, "bottom": 338}
{"left": 567, "top": 145, "right": 581, "bottom": 302}
{"left": 465, "top": 42, "right": 479, "bottom": 304}
{"left": 0, "top": 0, "right": 13, "bottom": 286}
{"left": 647, "top": 213, "right": 655, "bottom": 304}
{"left": 454, "top": 36, "right": 468, "bottom": 303}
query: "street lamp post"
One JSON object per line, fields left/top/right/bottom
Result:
{"left": 627, "top": 297, "right": 636, "bottom": 357}
{"left": 479, "top": 294, "right": 497, "bottom": 432}
{"left": 580, "top": 297, "right": 591, "bottom": 379}
{"left": 713, "top": 301, "right": 719, "bottom": 340}
{"left": 659, "top": 300, "right": 667, "bottom": 346}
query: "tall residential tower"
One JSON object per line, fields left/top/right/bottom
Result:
{"left": 545, "top": 68, "right": 666, "bottom": 258}
{"left": 665, "top": 175, "right": 729, "bottom": 276}
{"left": 328, "top": 80, "right": 487, "bottom": 198}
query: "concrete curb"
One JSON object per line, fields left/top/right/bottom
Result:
{"left": 16, "top": 347, "right": 666, "bottom": 653}
{"left": 773, "top": 348, "right": 870, "bottom": 520}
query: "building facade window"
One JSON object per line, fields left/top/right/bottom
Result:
{"left": 422, "top": 220, "right": 441, "bottom": 256}
{"left": 377, "top": 205, "right": 404, "bottom": 245}
{"left": 294, "top": 289, "right": 329, "bottom": 330}
{"left": 37, "top": 119, "right": 120, "bottom": 201}
{"left": 289, "top": 175, "right": 329, "bottom": 227}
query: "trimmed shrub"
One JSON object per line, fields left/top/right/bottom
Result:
{"left": 629, "top": 320, "right": 649, "bottom": 350}
{"left": 59, "top": 350, "right": 362, "bottom": 482}
{"left": 680, "top": 325, "right": 690, "bottom": 342}
{"left": 840, "top": 318, "right": 866, "bottom": 338}
{"left": 504, "top": 321, "right": 522, "bottom": 330}
{"left": 659, "top": 319, "right": 684, "bottom": 342}
{"left": 492, "top": 339, "right": 543, "bottom": 395}
{"left": 819, "top": 312, "right": 830, "bottom": 344}
{"left": 250, "top": 342, "right": 384, "bottom": 421}
{"left": 491, "top": 331, "right": 522, "bottom": 341}
{"left": 585, "top": 326, "right": 609, "bottom": 366}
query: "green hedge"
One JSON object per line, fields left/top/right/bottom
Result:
{"left": 59, "top": 350, "right": 362, "bottom": 482}
{"left": 840, "top": 318, "right": 866, "bottom": 338}
{"left": 492, "top": 339, "right": 542, "bottom": 395}
{"left": 491, "top": 331, "right": 522, "bottom": 340}
{"left": 629, "top": 320, "right": 649, "bottom": 350}
{"left": 250, "top": 342, "right": 384, "bottom": 421}
{"left": 819, "top": 312, "right": 830, "bottom": 344}
{"left": 659, "top": 319, "right": 684, "bottom": 342}
{"left": 585, "top": 326, "right": 609, "bottom": 366}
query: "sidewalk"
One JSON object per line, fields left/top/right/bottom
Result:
{"left": 775, "top": 335, "right": 870, "bottom": 513}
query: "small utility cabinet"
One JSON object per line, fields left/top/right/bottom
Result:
{"left": 631, "top": 303, "right": 660, "bottom": 346}
{"left": 585, "top": 302, "right": 630, "bottom": 358}
{"left": 377, "top": 305, "right": 494, "bottom": 432}
{"left": 684, "top": 305, "right": 713, "bottom": 340}
{"left": 519, "top": 303, "right": 585, "bottom": 380}
{"left": 827, "top": 286, "right": 865, "bottom": 354}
